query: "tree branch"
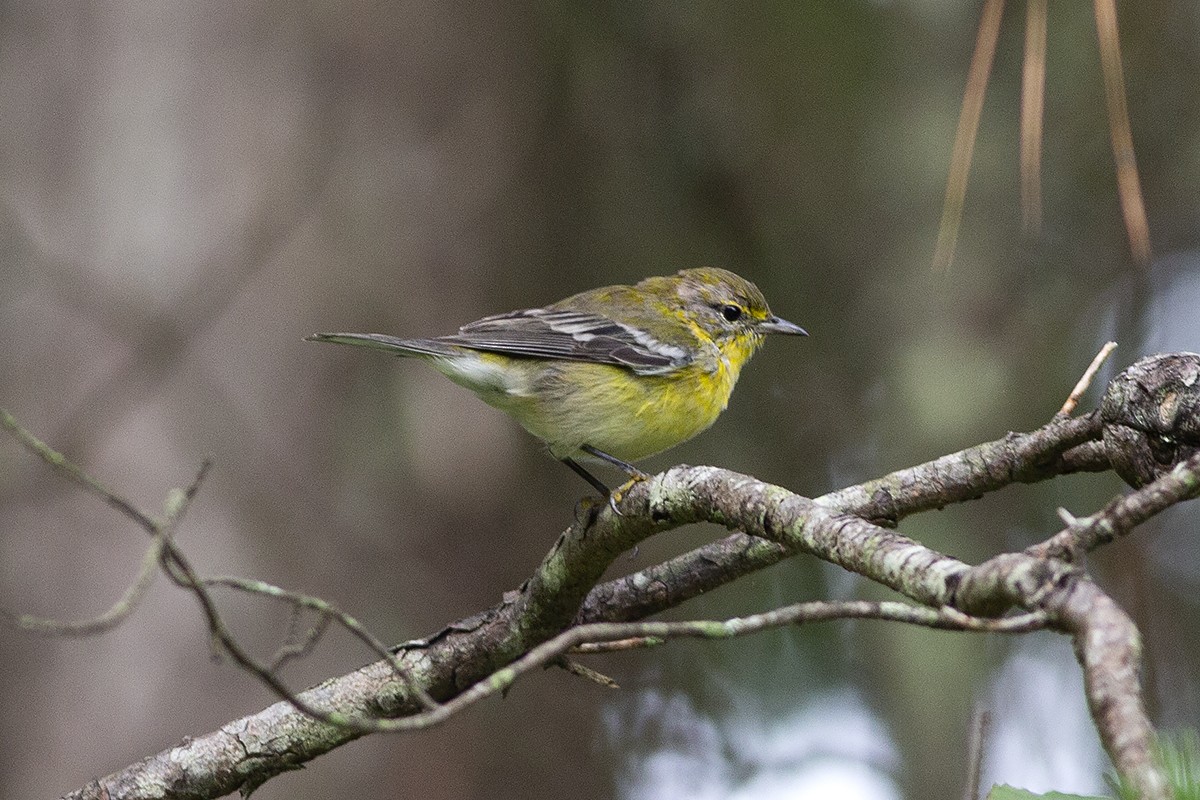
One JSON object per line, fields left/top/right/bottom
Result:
{"left": 32, "top": 352, "right": 1200, "bottom": 800}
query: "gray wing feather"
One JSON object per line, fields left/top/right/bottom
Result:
{"left": 443, "top": 309, "right": 691, "bottom": 373}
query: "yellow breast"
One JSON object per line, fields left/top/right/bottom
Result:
{"left": 430, "top": 334, "right": 756, "bottom": 463}
{"left": 530, "top": 343, "right": 745, "bottom": 462}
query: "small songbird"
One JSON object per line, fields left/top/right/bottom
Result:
{"left": 308, "top": 267, "right": 806, "bottom": 499}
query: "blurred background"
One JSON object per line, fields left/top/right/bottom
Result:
{"left": 1, "top": 2, "right": 1198, "bottom": 798}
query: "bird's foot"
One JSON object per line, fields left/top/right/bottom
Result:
{"left": 607, "top": 469, "right": 650, "bottom": 516}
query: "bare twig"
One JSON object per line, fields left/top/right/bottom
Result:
{"left": 0, "top": 535, "right": 164, "bottom": 635}
{"left": 272, "top": 606, "right": 333, "bottom": 672}
{"left": 154, "top": 541, "right": 447, "bottom": 735}
{"left": 1, "top": 411, "right": 436, "bottom": 732}
{"left": 1028, "top": 451, "right": 1200, "bottom": 560}
{"left": 202, "top": 575, "right": 438, "bottom": 711}
{"left": 0, "top": 411, "right": 205, "bottom": 635}
{"left": 1, "top": 408, "right": 156, "bottom": 530}
{"left": 367, "top": 601, "right": 1049, "bottom": 733}
{"left": 555, "top": 658, "right": 620, "bottom": 689}
{"left": 1059, "top": 341, "right": 1118, "bottom": 417}
{"left": 571, "top": 637, "right": 661, "bottom": 654}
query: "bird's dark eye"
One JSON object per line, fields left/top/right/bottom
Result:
{"left": 720, "top": 304, "right": 743, "bottom": 322}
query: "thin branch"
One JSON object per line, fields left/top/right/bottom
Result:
{"left": 160, "top": 535, "right": 411, "bottom": 734}
{"left": 1, "top": 411, "right": 436, "bottom": 733}
{"left": 1059, "top": 341, "right": 1118, "bottom": 417}
{"left": 1049, "top": 575, "right": 1165, "bottom": 799}
{"left": 556, "top": 658, "right": 620, "bottom": 689}
{"left": 202, "top": 575, "right": 438, "bottom": 711}
{"left": 1, "top": 535, "right": 164, "bottom": 635}
{"left": 818, "top": 411, "right": 1103, "bottom": 520}
{"left": 0, "top": 421, "right": 210, "bottom": 636}
{"left": 362, "top": 601, "right": 1049, "bottom": 734}
{"left": 571, "top": 637, "right": 662, "bottom": 654}
{"left": 1, "top": 408, "right": 157, "bottom": 531}
{"left": 1028, "top": 450, "right": 1200, "bottom": 560}
{"left": 272, "top": 606, "right": 332, "bottom": 672}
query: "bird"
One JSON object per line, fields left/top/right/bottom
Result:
{"left": 307, "top": 267, "right": 806, "bottom": 501}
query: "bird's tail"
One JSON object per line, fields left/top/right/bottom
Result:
{"left": 305, "top": 332, "right": 456, "bottom": 358}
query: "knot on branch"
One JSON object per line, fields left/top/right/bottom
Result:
{"left": 1101, "top": 352, "right": 1200, "bottom": 487}
{"left": 951, "top": 552, "right": 1078, "bottom": 617}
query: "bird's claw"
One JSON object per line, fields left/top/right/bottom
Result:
{"left": 606, "top": 472, "right": 649, "bottom": 516}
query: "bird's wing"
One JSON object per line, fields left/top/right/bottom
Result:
{"left": 443, "top": 309, "right": 693, "bottom": 374}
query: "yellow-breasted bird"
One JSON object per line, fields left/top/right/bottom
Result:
{"left": 307, "top": 267, "right": 806, "bottom": 499}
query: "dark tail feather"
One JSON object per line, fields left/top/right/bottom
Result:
{"left": 305, "top": 332, "right": 454, "bottom": 357}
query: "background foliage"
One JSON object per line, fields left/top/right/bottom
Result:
{"left": 1, "top": 2, "right": 1198, "bottom": 798}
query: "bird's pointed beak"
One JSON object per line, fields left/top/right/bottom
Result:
{"left": 759, "top": 316, "right": 808, "bottom": 336}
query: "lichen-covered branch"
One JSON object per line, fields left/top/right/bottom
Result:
{"left": 48, "top": 352, "right": 1200, "bottom": 800}
{"left": 579, "top": 410, "right": 1105, "bottom": 624}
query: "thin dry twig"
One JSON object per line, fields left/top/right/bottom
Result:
{"left": 1, "top": 408, "right": 156, "bottom": 530}
{"left": 160, "top": 524, "right": 421, "bottom": 734}
{"left": 1059, "top": 341, "right": 1119, "bottom": 417}
{"left": 571, "top": 637, "right": 661, "bottom": 654}
{"left": 1029, "top": 450, "right": 1200, "bottom": 560}
{"left": 1, "top": 535, "right": 164, "bottom": 635}
{"left": 364, "top": 601, "right": 1048, "bottom": 733}
{"left": 555, "top": 658, "right": 620, "bottom": 689}
{"left": 0, "top": 411, "right": 207, "bottom": 635}
{"left": 1, "top": 411, "right": 437, "bottom": 731}
{"left": 202, "top": 574, "right": 438, "bottom": 711}
{"left": 272, "top": 606, "right": 333, "bottom": 672}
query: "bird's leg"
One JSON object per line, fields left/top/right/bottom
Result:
{"left": 560, "top": 456, "right": 612, "bottom": 497}
{"left": 579, "top": 445, "right": 650, "bottom": 514}
{"left": 579, "top": 445, "right": 649, "bottom": 481}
